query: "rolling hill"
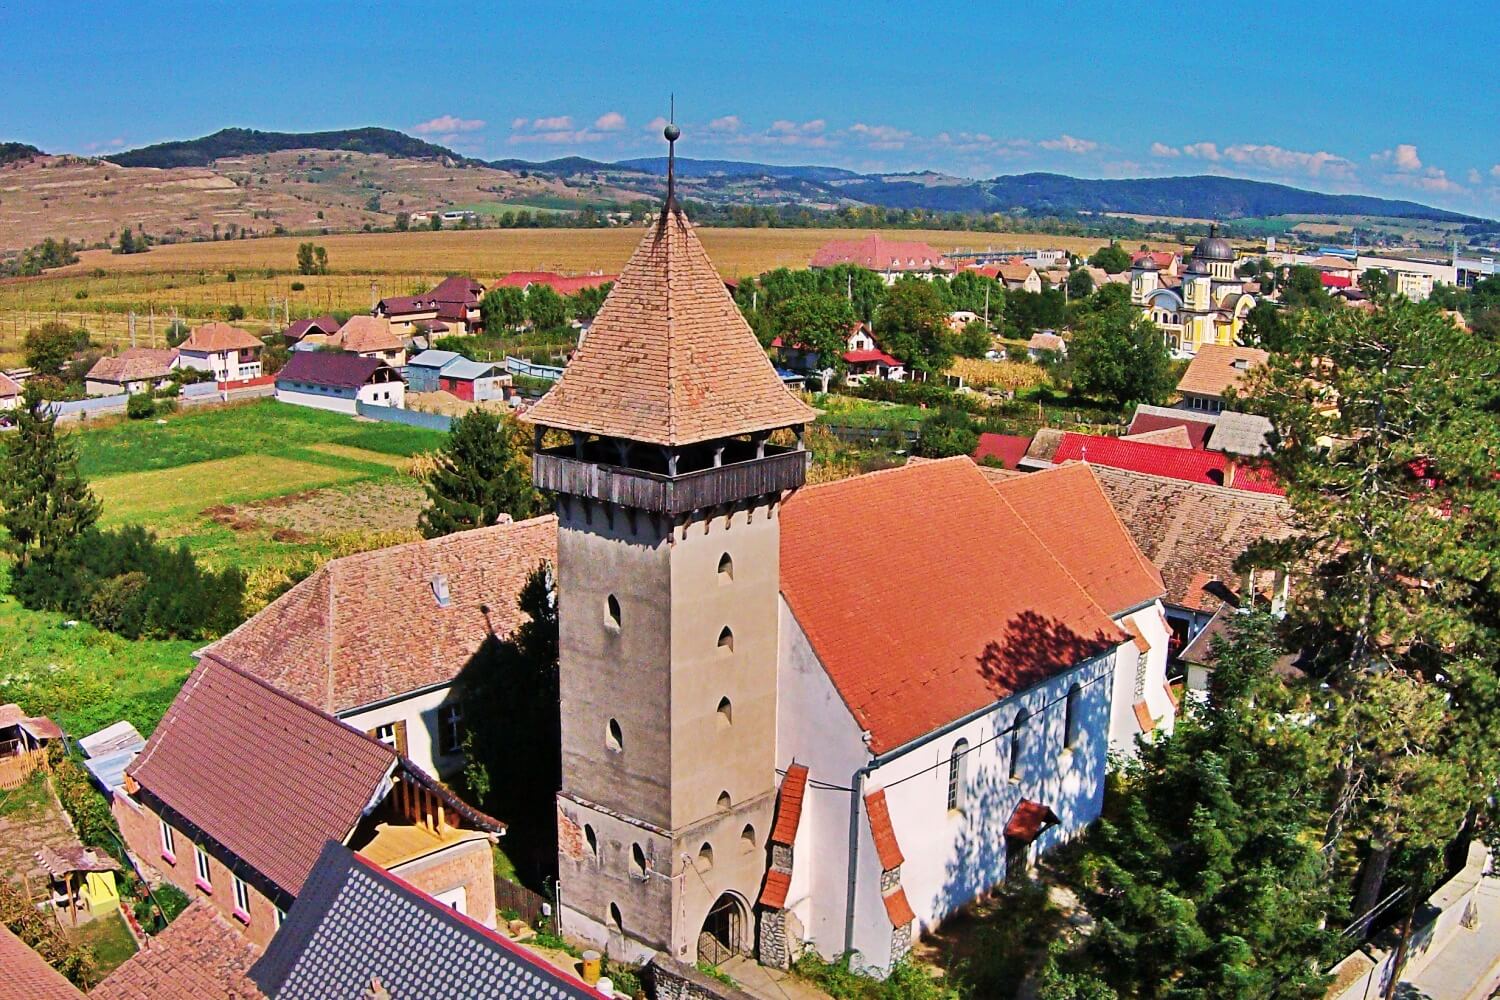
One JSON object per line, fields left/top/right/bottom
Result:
{"left": 105, "top": 127, "right": 468, "bottom": 169}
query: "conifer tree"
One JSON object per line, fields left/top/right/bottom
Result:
{"left": 417, "top": 408, "right": 539, "bottom": 539}
{"left": 0, "top": 383, "right": 101, "bottom": 600}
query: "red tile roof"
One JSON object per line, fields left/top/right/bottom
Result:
{"left": 1051, "top": 434, "right": 1284, "bottom": 496}
{"left": 86, "top": 347, "right": 178, "bottom": 385}
{"left": 809, "top": 235, "right": 954, "bottom": 272}
{"left": 0, "top": 925, "right": 85, "bottom": 1000}
{"left": 331, "top": 315, "right": 403, "bottom": 354}
{"left": 180, "top": 323, "right": 261, "bottom": 353}
{"left": 1131, "top": 251, "right": 1177, "bottom": 270}
{"left": 206, "top": 517, "right": 557, "bottom": 714}
{"left": 990, "top": 463, "right": 1165, "bottom": 617}
{"left": 973, "top": 433, "right": 1033, "bottom": 470}
{"left": 881, "top": 886, "right": 916, "bottom": 928}
{"left": 1321, "top": 273, "right": 1353, "bottom": 288}
{"left": 284, "top": 315, "right": 341, "bottom": 341}
{"left": 864, "top": 789, "right": 904, "bottom": 870}
{"left": 427, "top": 275, "right": 485, "bottom": 304}
{"left": 1004, "top": 799, "right": 1059, "bottom": 843}
{"left": 92, "top": 902, "right": 263, "bottom": 1000}
{"left": 523, "top": 207, "right": 815, "bottom": 447}
{"left": 759, "top": 869, "right": 792, "bottom": 910}
{"left": 276, "top": 351, "right": 389, "bottom": 389}
{"left": 126, "top": 655, "right": 400, "bottom": 897}
{"left": 493, "top": 271, "right": 617, "bottom": 296}
{"left": 1132, "top": 702, "right": 1157, "bottom": 733}
{"left": 780, "top": 459, "right": 1126, "bottom": 753}
{"left": 842, "top": 349, "right": 902, "bottom": 367}
{"left": 1126, "top": 410, "right": 1215, "bottom": 450}
{"left": 769, "top": 764, "right": 809, "bottom": 846}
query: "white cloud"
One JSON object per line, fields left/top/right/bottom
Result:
{"left": 510, "top": 117, "right": 529, "bottom": 130}
{"left": 1491, "top": 164, "right": 1500, "bottom": 178}
{"left": 708, "top": 115, "right": 742, "bottom": 133}
{"left": 1039, "top": 134, "right": 1098, "bottom": 155}
{"left": 530, "top": 115, "right": 574, "bottom": 132}
{"left": 593, "top": 112, "right": 626, "bottom": 131}
{"left": 1220, "top": 143, "right": 1356, "bottom": 180}
{"left": 1468, "top": 168, "right": 1482, "bottom": 185}
{"left": 1150, "top": 142, "right": 1181, "bottom": 158}
{"left": 645, "top": 116, "right": 670, "bottom": 133}
{"left": 1182, "top": 141, "right": 1221, "bottom": 161}
{"left": 848, "top": 123, "right": 913, "bottom": 150}
{"left": 1373, "top": 144, "right": 1423, "bottom": 172}
{"left": 1384, "top": 167, "right": 1464, "bottom": 194}
{"left": 769, "top": 119, "right": 826, "bottom": 135}
{"left": 412, "top": 115, "right": 485, "bottom": 135}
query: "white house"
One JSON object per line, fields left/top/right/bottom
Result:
{"left": 83, "top": 348, "right": 178, "bottom": 397}
{"left": 176, "top": 322, "right": 263, "bottom": 381}
{"left": 274, "top": 351, "right": 405, "bottom": 415}
{"left": 202, "top": 516, "right": 558, "bottom": 780}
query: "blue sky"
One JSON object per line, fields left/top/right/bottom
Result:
{"left": 4, "top": 0, "right": 1497, "bottom": 215}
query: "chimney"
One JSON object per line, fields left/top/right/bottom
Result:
{"left": 1223, "top": 459, "right": 1237, "bottom": 489}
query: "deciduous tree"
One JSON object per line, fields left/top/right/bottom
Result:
{"left": 1069, "top": 300, "right": 1174, "bottom": 408}
{"left": 878, "top": 278, "right": 953, "bottom": 373}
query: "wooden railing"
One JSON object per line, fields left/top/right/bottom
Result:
{"left": 534, "top": 448, "right": 808, "bottom": 515}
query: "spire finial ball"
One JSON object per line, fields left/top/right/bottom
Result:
{"left": 664, "top": 123, "right": 681, "bottom": 143}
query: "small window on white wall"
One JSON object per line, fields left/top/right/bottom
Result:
{"left": 947, "top": 739, "right": 969, "bottom": 812}
{"left": 1010, "top": 710, "right": 1028, "bottom": 782}
{"left": 194, "top": 844, "right": 212, "bottom": 890}
{"left": 1064, "top": 684, "right": 1082, "bottom": 750}
{"left": 159, "top": 819, "right": 176, "bottom": 860}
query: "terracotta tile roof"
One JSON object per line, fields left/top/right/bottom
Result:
{"left": 809, "top": 235, "right": 954, "bottom": 272}
{"left": 284, "top": 315, "right": 340, "bottom": 341}
{"left": 881, "top": 886, "right": 916, "bottom": 927}
{"left": 1051, "top": 434, "right": 1284, "bottom": 496}
{"left": 1131, "top": 251, "right": 1177, "bottom": 270}
{"left": 1028, "top": 332, "right": 1065, "bottom": 351}
{"left": 1121, "top": 618, "right": 1149, "bottom": 655}
{"left": 769, "top": 764, "right": 809, "bottom": 846}
{"left": 332, "top": 315, "right": 403, "bottom": 354}
{"left": 864, "top": 789, "right": 904, "bottom": 870}
{"left": 780, "top": 459, "right": 1126, "bottom": 752}
{"left": 990, "top": 463, "right": 1165, "bottom": 617}
{"left": 759, "top": 869, "right": 792, "bottom": 909}
{"left": 1121, "top": 424, "right": 1193, "bottom": 449}
{"left": 275, "top": 351, "right": 388, "bottom": 390}
{"left": 207, "top": 516, "right": 556, "bottom": 713}
{"left": 523, "top": 208, "right": 815, "bottom": 447}
{"left": 126, "top": 655, "right": 399, "bottom": 897}
{"left": 1004, "top": 799, "right": 1059, "bottom": 843}
{"left": 180, "top": 322, "right": 261, "bottom": 353}
{"left": 1126, "top": 405, "right": 1216, "bottom": 450}
{"left": 999, "top": 262, "right": 1037, "bottom": 285}
{"left": 842, "top": 348, "right": 903, "bottom": 367}
{"left": 1175, "top": 343, "right": 1268, "bottom": 399}
{"left": 493, "top": 271, "right": 617, "bottom": 296}
{"left": 972, "top": 433, "right": 1032, "bottom": 470}
{"left": 86, "top": 347, "right": 177, "bottom": 385}
{"left": 0, "top": 925, "right": 85, "bottom": 1000}
{"left": 0, "top": 372, "right": 20, "bottom": 398}
{"left": 1132, "top": 702, "right": 1157, "bottom": 733}
{"left": 1089, "top": 464, "right": 1294, "bottom": 610}
{"left": 250, "top": 843, "right": 599, "bottom": 999}
{"left": 92, "top": 902, "right": 262, "bottom": 1000}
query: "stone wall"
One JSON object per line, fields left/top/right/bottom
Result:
{"left": 757, "top": 908, "right": 788, "bottom": 970}
{"left": 645, "top": 954, "right": 756, "bottom": 1000}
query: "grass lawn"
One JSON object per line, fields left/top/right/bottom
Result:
{"left": 68, "top": 910, "right": 138, "bottom": 978}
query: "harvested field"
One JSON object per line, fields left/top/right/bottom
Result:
{"left": 238, "top": 479, "right": 427, "bottom": 534}
{"left": 92, "top": 453, "right": 374, "bottom": 524}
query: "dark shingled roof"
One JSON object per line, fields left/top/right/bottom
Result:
{"left": 126, "top": 655, "right": 400, "bottom": 898}
{"left": 251, "top": 842, "right": 598, "bottom": 1000}
{"left": 276, "top": 351, "right": 389, "bottom": 390}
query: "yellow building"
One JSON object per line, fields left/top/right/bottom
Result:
{"left": 1132, "top": 228, "right": 1254, "bottom": 356}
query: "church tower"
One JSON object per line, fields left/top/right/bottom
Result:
{"left": 524, "top": 125, "right": 815, "bottom": 963}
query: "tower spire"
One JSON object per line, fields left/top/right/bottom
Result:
{"left": 663, "top": 97, "right": 680, "bottom": 214}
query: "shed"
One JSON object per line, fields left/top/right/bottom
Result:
{"left": 35, "top": 844, "right": 121, "bottom": 922}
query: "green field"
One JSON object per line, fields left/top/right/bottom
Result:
{"left": 0, "top": 400, "right": 447, "bottom": 736}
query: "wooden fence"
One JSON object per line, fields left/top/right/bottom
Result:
{"left": 493, "top": 877, "right": 548, "bottom": 928}
{"left": 0, "top": 748, "right": 49, "bottom": 790}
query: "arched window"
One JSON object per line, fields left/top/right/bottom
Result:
{"left": 717, "top": 626, "right": 734, "bottom": 654}
{"left": 1010, "top": 710, "right": 1028, "bottom": 782}
{"left": 741, "top": 824, "right": 756, "bottom": 849}
{"left": 584, "top": 824, "right": 598, "bottom": 860}
{"left": 606, "top": 594, "right": 621, "bottom": 629}
{"left": 698, "top": 843, "right": 714, "bottom": 872}
{"left": 606, "top": 718, "right": 623, "bottom": 753}
{"left": 717, "top": 790, "right": 732, "bottom": 812}
{"left": 630, "top": 843, "right": 646, "bottom": 879}
{"left": 1064, "top": 683, "right": 1082, "bottom": 750}
{"left": 609, "top": 902, "right": 623, "bottom": 930}
{"left": 946, "top": 739, "right": 969, "bottom": 812}
{"left": 718, "top": 553, "right": 734, "bottom": 582}
{"left": 717, "top": 696, "right": 733, "bottom": 727}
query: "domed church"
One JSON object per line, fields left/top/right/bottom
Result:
{"left": 1131, "top": 226, "right": 1254, "bottom": 356}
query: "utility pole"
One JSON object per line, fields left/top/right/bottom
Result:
{"left": 128, "top": 311, "right": 136, "bottom": 348}
{"left": 983, "top": 282, "right": 990, "bottom": 327}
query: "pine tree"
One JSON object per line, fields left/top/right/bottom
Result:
{"left": 417, "top": 409, "right": 539, "bottom": 539}
{"left": 0, "top": 383, "right": 101, "bottom": 600}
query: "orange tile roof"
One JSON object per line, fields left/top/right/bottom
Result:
{"left": 332, "top": 315, "right": 403, "bottom": 354}
{"left": 769, "top": 764, "right": 809, "bottom": 846}
{"left": 0, "top": 925, "right": 85, "bottom": 1000}
{"left": 1122, "top": 618, "right": 1149, "bottom": 654}
{"left": 781, "top": 459, "right": 1126, "bottom": 753}
{"left": 759, "top": 869, "right": 792, "bottom": 909}
{"left": 1133, "top": 701, "right": 1157, "bottom": 733}
{"left": 989, "top": 463, "right": 1165, "bottom": 618}
{"left": 1176, "top": 343, "right": 1268, "bottom": 399}
{"left": 523, "top": 208, "right": 815, "bottom": 447}
{"left": 206, "top": 516, "right": 557, "bottom": 713}
{"left": 92, "top": 902, "right": 262, "bottom": 1000}
{"left": 881, "top": 886, "right": 916, "bottom": 927}
{"left": 86, "top": 347, "right": 178, "bottom": 385}
{"left": 1004, "top": 799, "right": 1059, "bottom": 843}
{"left": 864, "top": 789, "right": 904, "bottom": 870}
{"left": 180, "top": 322, "right": 261, "bottom": 353}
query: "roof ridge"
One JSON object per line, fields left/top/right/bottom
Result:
{"left": 1074, "top": 464, "right": 1166, "bottom": 596}
{"left": 797, "top": 455, "right": 970, "bottom": 496}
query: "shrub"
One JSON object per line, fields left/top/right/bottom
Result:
{"left": 915, "top": 407, "right": 979, "bottom": 459}
{"left": 125, "top": 393, "right": 156, "bottom": 420}
{"left": 225, "top": 271, "right": 236, "bottom": 282}
{"left": 290, "top": 281, "right": 305, "bottom": 291}
{"left": 225, "top": 304, "right": 246, "bottom": 321}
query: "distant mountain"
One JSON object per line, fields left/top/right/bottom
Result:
{"left": 615, "top": 156, "right": 862, "bottom": 183}
{"left": 486, "top": 155, "right": 618, "bottom": 175}
{"left": 106, "top": 127, "right": 467, "bottom": 168}
{"left": 0, "top": 141, "right": 43, "bottom": 165}
{"left": 979, "top": 173, "right": 1480, "bottom": 223}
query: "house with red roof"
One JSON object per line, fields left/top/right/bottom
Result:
{"left": 177, "top": 323, "right": 263, "bottom": 382}
{"left": 0, "top": 371, "right": 21, "bottom": 410}
{"left": 1048, "top": 432, "right": 1284, "bottom": 495}
{"left": 374, "top": 276, "right": 486, "bottom": 338}
{"left": 491, "top": 271, "right": 617, "bottom": 297}
{"left": 809, "top": 235, "right": 955, "bottom": 284}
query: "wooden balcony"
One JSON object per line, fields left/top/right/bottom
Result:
{"left": 533, "top": 446, "right": 808, "bottom": 514}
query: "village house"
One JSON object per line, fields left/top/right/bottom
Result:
{"left": 1130, "top": 250, "right": 1178, "bottom": 277}
{"left": 112, "top": 654, "right": 504, "bottom": 950}
{"left": 84, "top": 347, "right": 179, "bottom": 397}
{"left": 1175, "top": 343, "right": 1269, "bottom": 413}
{"left": 984, "top": 261, "right": 1043, "bottom": 294}
{"left": 520, "top": 149, "right": 1166, "bottom": 977}
{"left": 273, "top": 351, "right": 405, "bottom": 414}
{"left": 0, "top": 371, "right": 21, "bottom": 409}
{"left": 772, "top": 322, "right": 907, "bottom": 384}
{"left": 375, "top": 276, "right": 486, "bottom": 337}
{"left": 176, "top": 323, "right": 263, "bottom": 382}
{"left": 202, "top": 516, "right": 556, "bottom": 779}
{"left": 1127, "top": 403, "right": 1273, "bottom": 458}
{"left": 810, "top": 235, "right": 955, "bottom": 283}
{"left": 306, "top": 314, "right": 407, "bottom": 366}
{"left": 492, "top": 271, "right": 617, "bottom": 297}
{"left": 281, "top": 314, "right": 341, "bottom": 345}
{"left": 248, "top": 841, "right": 601, "bottom": 999}
{"left": 1027, "top": 331, "right": 1067, "bottom": 360}
{"left": 91, "top": 900, "right": 263, "bottom": 999}
{"left": 405, "top": 349, "right": 512, "bottom": 402}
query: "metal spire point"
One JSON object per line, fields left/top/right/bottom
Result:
{"left": 663, "top": 96, "right": 680, "bottom": 212}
